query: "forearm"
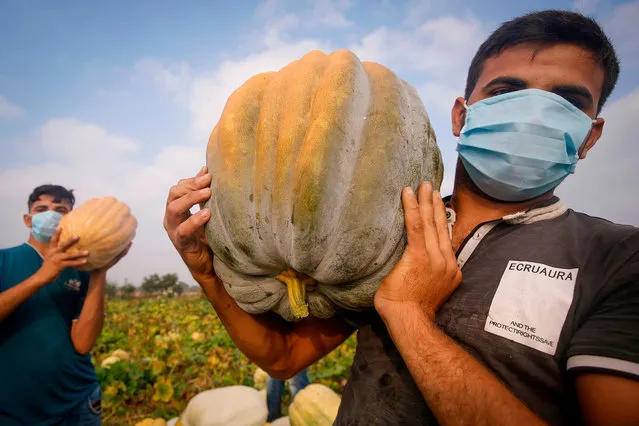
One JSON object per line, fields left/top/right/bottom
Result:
{"left": 380, "top": 304, "right": 546, "bottom": 426}
{"left": 197, "top": 274, "right": 353, "bottom": 379}
{"left": 0, "top": 273, "right": 48, "bottom": 321}
{"left": 70, "top": 271, "right": 106, "bottom": 354}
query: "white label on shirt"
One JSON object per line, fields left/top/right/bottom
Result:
{"left": 484, "top": 260, "right": 578, "bottom": 355}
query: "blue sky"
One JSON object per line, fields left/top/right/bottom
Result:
{"left": 1, "top": 0, "right": 638, "bottom": 285}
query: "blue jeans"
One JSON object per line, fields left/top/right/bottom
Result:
{"left": 61, "top": 383, "right": 102, "bottom": 426}
{"left": 266, "top": 369, "right": 309, "bottom": 421}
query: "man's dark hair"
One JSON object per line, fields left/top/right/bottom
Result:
{"left": 27, "top": 184, "right": 75, "bottom": 210}
{"left": 464, "top": 10, "right": 620, "bottom": 113}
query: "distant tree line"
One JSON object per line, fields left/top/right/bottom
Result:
{"left": 105, "top": 273, "right": 201, "bottom": 299}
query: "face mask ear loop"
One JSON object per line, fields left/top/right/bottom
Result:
{"left": 576, "top": 119, "right": 598, "bottom": 159}
{"left": 446, "top": 207, "right": 456, "bottom": 241}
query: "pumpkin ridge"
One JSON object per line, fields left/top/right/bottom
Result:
{"left": 255, "top": 64, "right": 295, "bottom": 266}
{"left": 290, "top": 49, "right": 370, "bottom": 274}
{"left": 207, "top": 73, "right": 276, "bottom": 274}
{"left": 264, "top": 56, "right": 319, "bottom": 266}
{"left": 311, "top": 61, "right": 415, "bottom": 282}
{"left": 270, "top": 51, "right": 328, "bottom": 268}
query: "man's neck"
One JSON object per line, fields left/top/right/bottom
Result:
{"left": 27, "top": 235, "right": 49, "bottom": 256}
{"left": 447, "top": 160, "right": 555, "bottom": 251}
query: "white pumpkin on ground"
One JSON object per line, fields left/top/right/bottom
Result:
{"left": 253, "top": 367, "right": 268, "bottom": 390}
{"left": 288, "top": 384, "right": 341, "bottom": 426}
{"left": 134, "top": 419, "right": 166, "bottom": 426}
{"left": 179, "top": 385, "right": 268, "bottom": 426}
{"left": 100, "top": 348, "right": 130, "bottom": 368}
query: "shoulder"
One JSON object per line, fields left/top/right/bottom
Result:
{"left": 0, "top": 244, "right": 36, "bottom": 266}
{"left": 564, "top": 209, "right": 638, "bottom": 234}
{"left": 561, "top": 210, "right": 639, "bottom": 255}
{"left": 0, "top": 243, "right": 32, "bottom": 256}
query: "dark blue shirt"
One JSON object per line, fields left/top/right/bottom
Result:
{"left": 0, "top": 243, "right": 98, "bottom": 425}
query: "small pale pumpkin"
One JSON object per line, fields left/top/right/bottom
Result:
{"left": 270, "top": 417, "right": 291, "bottom": 426}
{"left": 288, "top": 384, "right": 341, "bottom": 426}
{"left": 253, "top": 366, "right": 268, "bottom": 390}
{"left": 134, "top": 419, "right": 167, "bottom": 426}
{"left": 205, "top": 49, "right": 443, "bottom": 321}
{"left": 179, "top": 385, "right": 268, "bottom": 426}
{"left": 58, "top": 197, "right": 137, "bottom": 271}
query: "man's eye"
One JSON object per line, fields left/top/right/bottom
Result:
{"left": 563, "top": 97, "right": 584, "bottom": 110}
{"left": 491, "top": 88, "right": 515, "bottom": 96}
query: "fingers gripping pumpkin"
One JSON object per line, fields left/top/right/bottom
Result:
{"left": 205, "top": 49, "right": 443, "bottom": 321}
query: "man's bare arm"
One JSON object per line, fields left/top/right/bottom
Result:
{"left": 375, "top": 184, "right": 546, "bottom": 426}
{"left": 164, "top": 167, "right": 354, "bottom": 379}
{"left": 0, "top": 232, "right": 87, "bottom": 322}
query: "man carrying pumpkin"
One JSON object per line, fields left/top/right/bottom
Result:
{"left": 165, "top": 10, "right": 639, "bottom": 425}
{"left": 0, "top": 185, "right": 129, "bottom": 425}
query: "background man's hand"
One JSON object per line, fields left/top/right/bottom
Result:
{"left": 36, "top": 228, "right": 90, "bottom": 284}
{"left": 163, "top": 166, "right": 215, "bottom": 281}
{"left": 374, "top": 182, "right": 462, "bottom": 320}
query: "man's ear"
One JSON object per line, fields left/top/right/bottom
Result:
{"left": 578, "top": 117, "right": 605, "bottom": 159}
{"left": 23, "top": 213, "right": 32, "bottom": 229}
{"left": 452, "top": 97, "right": 466, "bottom": 137}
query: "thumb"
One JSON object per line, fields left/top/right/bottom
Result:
{"left": 49, "top": 228, "right": 62, "bottom": 249}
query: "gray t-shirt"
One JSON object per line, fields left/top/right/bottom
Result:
{"left": 334, "top": 197, "right": 639, "bottom": 425}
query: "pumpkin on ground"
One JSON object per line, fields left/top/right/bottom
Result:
{"left": 58, "top": 196, "right": 137, "bottom": 271}
{"left": 205, "top": 49, "right": 443, "bottom": 321}
{"left": 270, "top": 417, "right": 291, "bottom": 426}
{"left": 178, "top": 385, "right": 268, "bottom": 426}
{"left": 134, "top": 419, "right": 167, "bottom": 426}
{"left": 253, "top": 367, "right": 268, "bottom": 390}
{"left": 288, "top": 384, "right": 341, "bottom": 426}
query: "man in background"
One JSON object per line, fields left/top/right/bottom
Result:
{"left": 0, "top": 184, "right": 129, "bottom": 426}
{"left": 266, "top": 369, "right": 309, "bottom": 422}
{"left": 165, "top": 10, "right": 639, "bottom": 425}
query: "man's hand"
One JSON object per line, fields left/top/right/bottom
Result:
{"left": 36, "top": 228, "right": 89, "bottom": 284}
{"left": 374, "top": 181, "right": 462, "bottom": 320}
{"left": 163, "top": 165, "right": 215, "bottom": 280}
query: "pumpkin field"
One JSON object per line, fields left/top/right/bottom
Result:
{"left": 93, "top": 295, "right": 356, "bottom": 425}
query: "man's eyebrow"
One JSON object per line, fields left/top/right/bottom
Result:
{"left": 552, "top": 85, "right": 594, "bottom": 106}
{"left": 484, "top": 76, "right": 528, "bottom": 90}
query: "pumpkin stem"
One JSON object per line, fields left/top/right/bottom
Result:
{"left": 276, "top": 269, "right": 315, "bottom": 319}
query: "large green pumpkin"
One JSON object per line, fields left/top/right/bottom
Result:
{"left": 204, "top": 49, "right": 443, "bottom": 321}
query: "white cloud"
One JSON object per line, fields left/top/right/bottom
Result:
{"left": 0, "top": 118, "right": 205, "bottom": 285}
{"left": 256, "top": 0, "right": 353, "bottom": 28}
{"left": 136, "top": 30, "right": 329, "bottom": 143}
{"left": 404, "top": 0, "right": 433, "bottom": 26}
{"left": 351, "top": 15, "right": 485, "bottom": 80}
{"left": 605, "top": 0, "right": 639, "bottom": 68}
{"left": 557, "top": 87, "right": 639, "bottom": 226}
{"left": 312, "top": 0, "right": 354, "bottom": 27}
{"left": 572, "top": 0, "right": 601, "bottom": 14}
{"left": 0, "top": 95, "right": 24, "bottom": 121}
{"left": 40, "top": 118, "right": 139, "bottom": 166}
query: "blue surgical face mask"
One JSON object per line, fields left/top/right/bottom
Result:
{"left": 456, "top": 88, "right": 596, "bottom": 202}
{"left": 31, "top": 210, "right": 63, "bottom": 243}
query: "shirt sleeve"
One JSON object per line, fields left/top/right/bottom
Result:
{"left": 566, "top": 234, "right": 639, "bottom": 380}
